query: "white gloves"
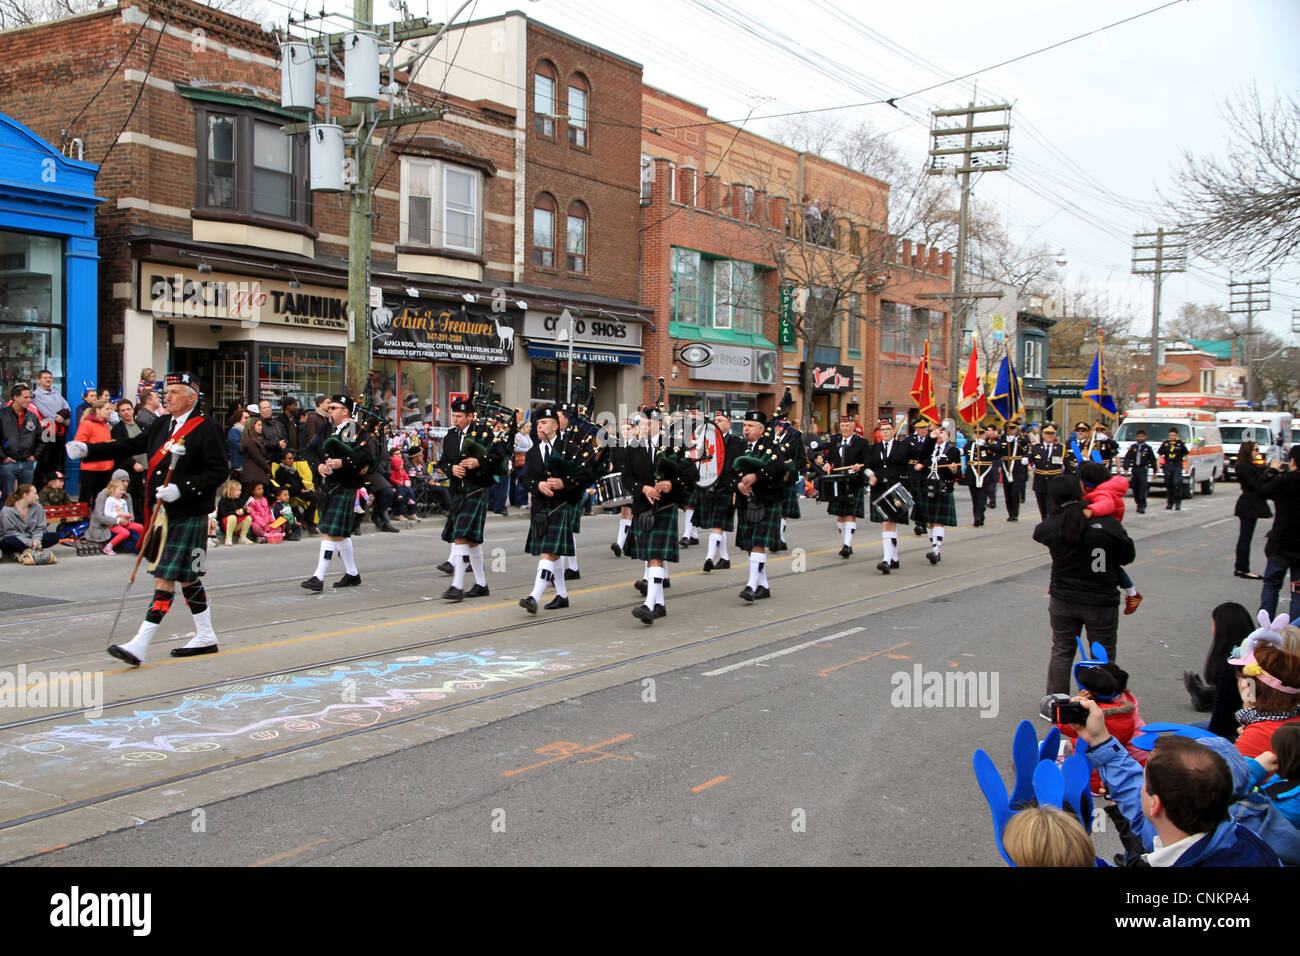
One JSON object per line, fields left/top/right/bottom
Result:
{"left": 156, "top": 483, "right": 181, "bottom": 503}
{"left": 64, "top": 441, "right": 87, "bottom": 460}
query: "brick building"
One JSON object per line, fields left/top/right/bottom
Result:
{"left": 0, "top": 0, "right": 530, "bottom": 422}
{"left": 413, "top": 12, "right": 651, "bottom": 418}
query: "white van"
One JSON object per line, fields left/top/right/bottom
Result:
{"left": 1115, "top": 409, "right": 1224, "bottom": 498}
{"left": 1216, "top": 411, "right": 1293, "bottom": 480}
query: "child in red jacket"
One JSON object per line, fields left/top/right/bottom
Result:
{"left": 1079, "top": 462, "right": 1141, "bottom": 614}
{"left": 1056, "top": 643, "right": 1146, "bottom": 794}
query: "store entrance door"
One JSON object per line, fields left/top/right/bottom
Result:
{"left": 175, "top": 344, "right": 249, "bottom": 419}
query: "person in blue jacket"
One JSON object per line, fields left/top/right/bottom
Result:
{"left": 1074, "top": 699, "right": 1281, "bottom": 866}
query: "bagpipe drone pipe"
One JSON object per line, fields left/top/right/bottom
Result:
{"left": 319, "top": 402, "right": 382, "bottom": 490}
{"left": 458, "top": 368, "right": 519, "bottom": 489}
{"left": 733, "top": 423, "right": 799, "bottom": 506}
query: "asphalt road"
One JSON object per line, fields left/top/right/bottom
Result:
{"left": 6, "top": 487, "right": 1259, "bottom": 866}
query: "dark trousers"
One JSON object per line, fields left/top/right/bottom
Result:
{"left": 1, "top": 531, "right": 60, "bottom": 553}
{"left": 1035, "top": 486, "right": 1051, "bottom": 521}
{"left": 1163, "top": 464, "right": 1184, "bottom": 507}
{"left": 1235, "top": 516, "right": 1258, "bottom": 573}
{"left": 1004, "top": 473, "right": 1026, "bottom": 519}
{"left": 488, "top": 474, "right": 509, "bottom": 513}
{"left": 985, "top": 473, "right": 999, "bottom": 508}
{"left": 1047, "top": 595, "right": 1120, "bottom": 695}
{"left": 968, "top": 479, "right": 989, "bottom": 523}
{"left": 1131, "top": 467, "right": 1149, "bottom": 512}
{"left": 1260, "top": 552, "right": 1300, "bottom": 621}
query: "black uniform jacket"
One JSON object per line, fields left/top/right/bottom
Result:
{"left": 306, "top": 420, "right": 374, "bottom": 491}
{"left": 1123, "top": 442, "right": 1157, "bottom": 471}
{"left": 1001, "top": 433, "right": 1031, "bottom": 479}
{"left": 528, "top": 433, "right": 595, "bottom": 509}
{"left": 866, "top": 436, "right": 911, "bottom": 487}
{"left": 83, "top": 411, "right": 228, "bottom": 519}
{"left": 621, "top": 441, "right": 693, "bottom": 515}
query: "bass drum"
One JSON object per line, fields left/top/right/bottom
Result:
{"left": 693, "top": 421, "right": 728, "bottom": 488}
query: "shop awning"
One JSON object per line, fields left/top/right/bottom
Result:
{"left": 527, "top": 344, "right": 642, "bottom": 365}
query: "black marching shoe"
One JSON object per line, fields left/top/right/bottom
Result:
{"left": 544, "top": 595, "right": 569, "bottom": 610}
{"left": 301, "top": 576, "right": 324, "bottom": 592}
{"left": 1007, "top": 517, "right": 1018, "bottom": 522}
{"left": 680, "top": 535, "right": 693, "bottom": 546}
{"left": 839, "top": 545, "right": 852, "bottom": 558}
{"left": 170, "top": 644, "right": 218, "bottom": 658}
{"left": 610, "top": 542, "right": 623, "bottom": 558}
{"left": 564, "top": 568, "right": 581, "bottom": 581}
{"left": 106, "top": 644, "right": 142, "bottom": 667}
{"left": 876, "top": 561, "right": 891, "bottom": 575}
{"left": 739, "top": 586, "right": 756, "bottom": 602}
{"left": 663, "top": 578, "right": 671, "bottom": 589}
{"left": 754, "top": 586, "right": 771, "bottom": 600}
{"left": 465, "top": 584, "right": 490, "bottom": 597}
{"left": 890, "top": 560, "right": 900, "bottom": 569}
{"left": 713, "top": 558, "right": 730, "bottom": 570}
{"left": 926, "top": 551, "right": 941, "bottom": 565}
{"left": 913, "top": 525, "right": 926, "bottom": 536}
{"left": 1234, "top": 570, "right": 1263, "bottom": 580}
{"left": 703, "top": 558, "right": 714, "bottom": 573}
{"left": 438, "top": 561, "right": 455, "bottom": 575}
{"left": 654, "top": 604, "right": 666, "bottom": 619}
{"left": 635, "top": 579, "right": 648, "bottom": 595}
{"left": 334, "top": 572, "right": 362, "bottom": 588}
{"left": 442, "top": 586, "right": 464, "bottom": 602}
{"left": 973, "top": 519, "right": 984, "bottom": 527}
{"left": 519, "top": 596, "right": 538, "bottom": 614}
{"left": 632, "top": 604, "right": 656, "bottom": 624}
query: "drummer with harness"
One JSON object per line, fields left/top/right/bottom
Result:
{"left": 815, "top": 415, "right": 868, "bottom": 558}
{"left": 867, "top": 417, "right": 914, "bottom": 574}
{"left": 697, "top": 407, "right": 746, "bottom": 573}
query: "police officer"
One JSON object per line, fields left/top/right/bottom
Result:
{"left": 1065, "top": 421, "right": 1100, "bottom": 475}
{"left": 1122, "top": 428, "right": 1157, "bottom": 514}
{"left": 1000, "top": 419, "right": 1030, "bottom": 522}
{"left": 1093, "top": 421, "right": 1119, "bottom": 473}
{"left": 1030, "top": 423, "right": 1066, "bottom": 519}
{"left": 1158, "top": 428, "right": 1189, "bottom": 511}
{"left": 964, "top": 423, "right": 1001, "bottom": 526}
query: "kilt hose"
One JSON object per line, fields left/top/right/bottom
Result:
{"left": 827, "top": 486, "right": 866, "bottom": 518}
{"left": 317, "top": 486, "right": 357, "bottom": 538}
{"left": 149, "top": 513, "right": 209, "bottom": 581}
{"left": 918, "top": 488, "right": 957, "bottom": 526}
{"left": 526, "top": 500, "right": 577, "bottom": 557}
{"left": 625, "top": 506, "right": 679, "bottom": 563}
{"left": 697, "top": 487, "right": 736, "bottom": 531}
{"left": 441, "top": 488, "right": 489, "bottom": 544}
{"left": 781, "top": 481, "right": 801, "bottom": 519}
{"left": 736, "top": 497, "right": 783, "bottom": 552}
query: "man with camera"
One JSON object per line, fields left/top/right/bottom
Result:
{"left": 1071, "top": 698, "right": 1279, "bottom": 866}
{"left": 1258, "top": 446, "right": 1300, "bottom": 620}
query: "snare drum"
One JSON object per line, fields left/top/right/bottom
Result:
{"left": 595, "top": 473, "right": 631, "bottom": 507}
{"left": 872, "top": 482, "right": 915, "bottom": 522}
{"left": 817, "top": 474, "right": 849, "bottom": 501}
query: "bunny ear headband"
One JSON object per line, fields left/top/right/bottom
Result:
{"left": 1229, "top": 611, "right": 1298, "bottom": 695}
{"left": 972, "top": 720, "right": 1095, "bottom": 866}
{"left": 1072, "top": 638, "right": 1118, "bottom": 700}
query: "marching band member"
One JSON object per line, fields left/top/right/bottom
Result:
{"left": 915, "top": 422, "right": 961, "bottom": 564}
{"left": 438, "top": 398, "right": 506, "bottom": 602}
{"left": 906, "top": 418, "right": 934, "bottom": 536}
{"left": 817, "top": 416, "right": 867, "bottom": 558}
{"left": 868, "top": 418, "right": 913, "bottom": 574}
{"left": 623, "top": 412, "right": 696, "bottom": 623}
{"left": 701, "top": 409, "right": 746, "bottom": 573}
{"left": 556, "top": 404, "right": 584, "bottom": 581}
{"left": 1093, "top": 421, "right": 1119, "bottom": 473}
{"left": 772, "top": 409, "right": 806, "bottom": 552}
{"left": 734, "top": 411, "right": 798, "bottom": 602}
{"left": 1065, "top": 421, "right": 1101, "bottom": 475}
{"left": 520, "top": 406, "right": 595, "bottom": 612}
{"left": 999, "top": 419, "right": 1030, "bottom": 522}
{"left": 1030, "top": 423, "right": 1065, "bottom": 520}
{"left": 609, "top": 416, "right": 635, "bottom": 557}
{"left": 964, "top": 423, "right": 1001, "bottom": 528}
{"left": 66, "top": 371, "right": 229, "bottom": 665}
{"left": 301, "top": 396, "right": 373, "bottom": 592}
{"left": 679, "top": 406, "right": 703, "bottom": 548}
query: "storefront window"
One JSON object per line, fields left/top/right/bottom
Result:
{"left": 256, "top": 345, "right": 344, "bottom": 409}
{"left": 370, "top": 360, "right": 465, "bottom": 426}
{"left": 531, "top": 357, "right": 594, "bottom": 405}
{"left": 0, "top": 231, "right": 64, "bottom": 397}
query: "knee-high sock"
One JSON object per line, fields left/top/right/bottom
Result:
{"left": 780, "top": 518, "right": 788, "bottom": 542}
{"left": 450, "top": 542, "right": 469, "bottom": 589}
{"left": 645, "top": 567, "right": 663, "bottom": 609}
{"left": 530, "top": 560, "right": 554, "bottom": 601}
{"left": 684, "top": 509, "right": 695, "bottom": 537}
{"left": 468, "top": 545, "right": 487, "bottom": 586}
{"left": 119, "top": 589, "right": 172, "bottom": 660}
{"left": 707, "top": 532, "right": 722, "bottom": 561}
{"left": 718, "top": 533, "right": 730, "bottom": 560}
{"left": 747, "top": 553, "right": 764, "bottom": 590}
{"left": 180, "top": 582, "right": 216, "bottom": 647}
{"left": 842, "top": 521, "right": 855, "bottom": 547}
{"left": 566, "top": 550, "right": 579, "bottom": 573}
{"left": 881, "top": 531, "right": 892, "bottom": 560}
{"left": 933, "top": 527, "right": 944, "bottom": 552}
{"left": 616, "top": 519, "right": 631, "bottom": 548}
{"left": 314, "top": 541, "right": 335, "bottom": 579}
{"left": 553, "top": 559, "right": 568, "bottom": 598}
{"left": 888, "top": 535, "right": 899, "bottom": 563}
{"left": 338, "top": 537, "right": 358, "bottom": 575}
{"left": 758, "top": 559, "right": 770, "bottom": 588}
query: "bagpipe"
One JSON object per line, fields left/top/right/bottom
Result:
{"left": 537, "top": 382, "right": 601, "bottom": 506}
{"left": 650, "top": 380, "right": 699, "bottom": 506}
{"left": 733, "top": 414, "right": 799, "bottom": 509}
{"left": 318, "top": 401, "right": 383, "bottom": 491}
{"left": 456, "top": 368, "right": 519, "bottom": 489}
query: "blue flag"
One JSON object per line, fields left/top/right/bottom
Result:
{"left": 1083, "top": 340, "right": 1118, "bottom": 417}
{"left": 989, "top": 356, "right": 1023, "bottom": 424}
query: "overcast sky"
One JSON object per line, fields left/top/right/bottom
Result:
{"left": 344, "top": 0, "right": 1300, "bottom": 340}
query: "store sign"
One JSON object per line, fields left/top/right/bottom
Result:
{"left": 1157, "top": 363, "right": 1192, "bottom": 386}
{"left": 523, "top": 313, "right": 642, "bottom": 348}
{"left": 804, "top": 362, "right": 853, "bottom": 393}
{"left": 779, "top": 286, "right": 795, "bottom": 346}
{"left": 140, "top": 264, "right": 348, "bottom": 332}
{"left": 371, "top": 298, "right": 514, "bottom": 365}
{"left": 1046, "top": 384, "right": 1084, "bottom": 399}
{"left": 685, "top": 344, "right": 774, "bottom": 385}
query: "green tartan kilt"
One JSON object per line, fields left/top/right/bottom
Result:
{"left": 781, "top": 480, "right": 801, "bottom": 518}
{"left": 625, "top": 506, "right": 679, "bottom": 562}
{"left": 571, "top": 498, "right": 583, "bottom": 535}
{"left": 685, "top": 486, "right": 704, "bottom": 512}
{"left": 916, "top": 489, "right": 957, "bottom": 526}
{"left": 317, "top": 487, "right": 356, "bottom": 538}
{"left": 441, "top": 489, "right": 489, "bottom": 544}
{"left": 526, "top": 502, "right": 576, "bottom": 556}
{"left": 736, "top": 498, "right": 783, "bottom": 552}
{"left": 828, "top": 486, "right": 867, "bottom": 518}
{"left": 697, "top": 488, "right": 735, "bottom": 531}
{"left": 150, "top": 513, "right": 209, "bottom": 581}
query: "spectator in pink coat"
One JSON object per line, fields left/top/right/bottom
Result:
{"left": 245, "top": 483, "right": 274, "bottom": 542}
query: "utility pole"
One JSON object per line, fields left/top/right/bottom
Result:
{"left": 1228, "top": 274, "right": 1270, "bottom": 406}
{"left": 927, "top": 101, "right": 1011, "bottom": 420}
{"left": 1131, "top": 228, "right": 1187, "bottom": 408}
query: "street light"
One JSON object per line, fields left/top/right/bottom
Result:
{"left": 556, "top": 310, "right": 577, "bottom": 401}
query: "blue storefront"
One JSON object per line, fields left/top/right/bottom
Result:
{"left": 0, "top": 111, "right": 102, "bottom": 434}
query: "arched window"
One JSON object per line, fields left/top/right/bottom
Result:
{"left": 567, "top": 73, "right": 589, "bottom": 148}
{"left": 534, "top": 61, "right": 557, "bottom": 138}
{"left": 566, "top": 200, "right": 588, "bottom": 274}
{"left": 533, "top": 192, "right": 556, "bottom": 267}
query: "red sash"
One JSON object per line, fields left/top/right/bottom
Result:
{"left": 144, "top": 415, "right": 205, "bottom": 522}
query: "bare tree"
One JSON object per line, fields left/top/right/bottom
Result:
{"left": 1, "top": 0, "right": 266, "bottom": 30}
{"left": 1165, "top": 85, "right": 1300, "bottom": 269}
{"left": 1163, "top": 302, "right": 1234, "bottom": 342}
{"left": 1254, "top": 334, "right": 1300, "bottom": 411}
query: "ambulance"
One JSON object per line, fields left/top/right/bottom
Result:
{"left": 1115, "top": 408, "right": 1224, "bottom": 498}
{"left": 1215, "top": 411, "right": 1293, "bottom": 480}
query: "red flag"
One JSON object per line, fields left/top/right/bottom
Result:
{"left": 958, "top": 340, "right": 987, "bottom": 424}
{"left": 910, "top": 340, "right": 940, "bottom": 425}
